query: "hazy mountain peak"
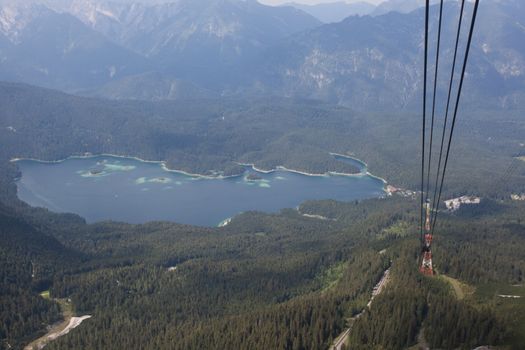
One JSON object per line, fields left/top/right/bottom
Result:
{"left": 282, "top": 1, "right": 376, "bottom": 23}
{"left": 69, "top": 0, "right": 121, "bottom": 26}
{"left": 0, "top": 3, "right": 51, "bottom": 42}
{"left": 372, "top": 0, "right": 443, "bottom": 16}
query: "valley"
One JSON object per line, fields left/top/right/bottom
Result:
{"left": 0, "top": 77, "right": 523, "bottom": 350}
{"left": 0, "top": 0, "right": 524, "bottom": 349}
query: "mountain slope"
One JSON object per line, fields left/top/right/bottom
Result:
{"left": 247, "top": 1, "right": 525, "bottom": 110}
{"left": 246, "top": 9, "right": 423, "bottom": 108}
{"left": 57, "top": 0, "right": 321, "bottom": 86}
{"left": 0, "top": 0, "right": 322, "bottom": 92}
{"left": 87, "top": 72, "right": 218, "bottom": 101}
{"left": 0, "top": 3, "right": 149, "bottom": 91}
{"left": 0, "top": 202, "right": 80, "bottom": 350}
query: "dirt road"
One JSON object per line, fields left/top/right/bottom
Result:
{"left": 330, "top": 268, "right": 391, "bottom": 350}
{"left": 24, "top": 298, "right": 91, "bottom": 350}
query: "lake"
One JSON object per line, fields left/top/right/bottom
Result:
{"left": 15, "top": 155, "right": 386, "bottom": 226}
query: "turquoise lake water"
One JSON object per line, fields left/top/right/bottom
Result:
{"left": 15, "top": 155, "right": 385, "bottom": 226}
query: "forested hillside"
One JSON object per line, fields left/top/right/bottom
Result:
{"left": 0, "top": 82, "right": 523, "bottom": 200}
{"left": 1, "top": 191, "right": 524, "bottom": 349}
{"left": 0, "top": 203, "right": 78, "bottom": 349}
{"left": 349, "top": 200, "right": 525, "bottom": 349}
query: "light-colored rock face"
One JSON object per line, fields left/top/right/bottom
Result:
{"left": 0, "top": 3, "right": 45, "bottom": 43}
{"left": 493, "top": 49, "right": 524, "bottom": 78}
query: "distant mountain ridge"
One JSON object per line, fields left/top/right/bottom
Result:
{"left": 371, "top": 0, "right": 445, "bottom": 16}
{"left": 0, "top": 0, "right": 523, "bottom": 110}
{"left": 247, "top": 0, "right": 525, "bottom": 110}
{"left": 282, "top": 1, "right": 376, "bottom": 23}
{"left": 0, "top": 0, "right": 321, "bottom": 91}
{"left": 58, "top": 0, "right": 320, "bottom": 54}
{"left": 0, "top": 2, "right": 149, "bottom": 91}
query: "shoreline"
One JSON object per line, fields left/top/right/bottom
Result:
{"left": 11, "top": 153, "right": 241, "bottom": 180}
{"left": 329, "top": 152, "right": 368, "bottom": 170}
{"left": 11, "top": 152, "right": 388, "bottom": 187}
{"left": 328, "top": 152, "right": 387, "bottom": 184}
{"left": 235, "top": 163, "right": 381, "bottom": 180}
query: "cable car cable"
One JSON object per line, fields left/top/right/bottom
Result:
{"left": 431, "top": 0, "right": 480, "bottom": 234}
{"left": 425, "top": 0, "right": 444, "bottom": 206}
{"left": 420, "top": 0, "right": 430, "bottom": 245}
{"left": 430, "top": 0, "right": 466, "bottom": 228}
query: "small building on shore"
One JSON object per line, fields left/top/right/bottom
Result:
{"left": 444, "top": 195, "right": 481, "bottom": 211}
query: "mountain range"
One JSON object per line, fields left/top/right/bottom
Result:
{"left": 247, "top": 0, "right": 525, "bottom": 110}
{"left": 0, "top": 0, "right": 523, "bottom": 110}
{"left": 0, "top": 2, "right": 150, "bottom": 90}
{"left": 282, "top": 0, "right": 447, "bottom": 23}
{"left": 282, "top": 1, "right": 377, "bottom": 23}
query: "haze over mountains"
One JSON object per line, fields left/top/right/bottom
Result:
{"left": 0, "top": 0, "right": 523, "bottom": 110}
{"left": 282, "top": 2, "right": 377, "bottom": 23}
{"left": 281, "top": 0, "right": 444, "bottom": 23}
{"left": 253, "top": 0, "right": 525, "bottom": 109}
